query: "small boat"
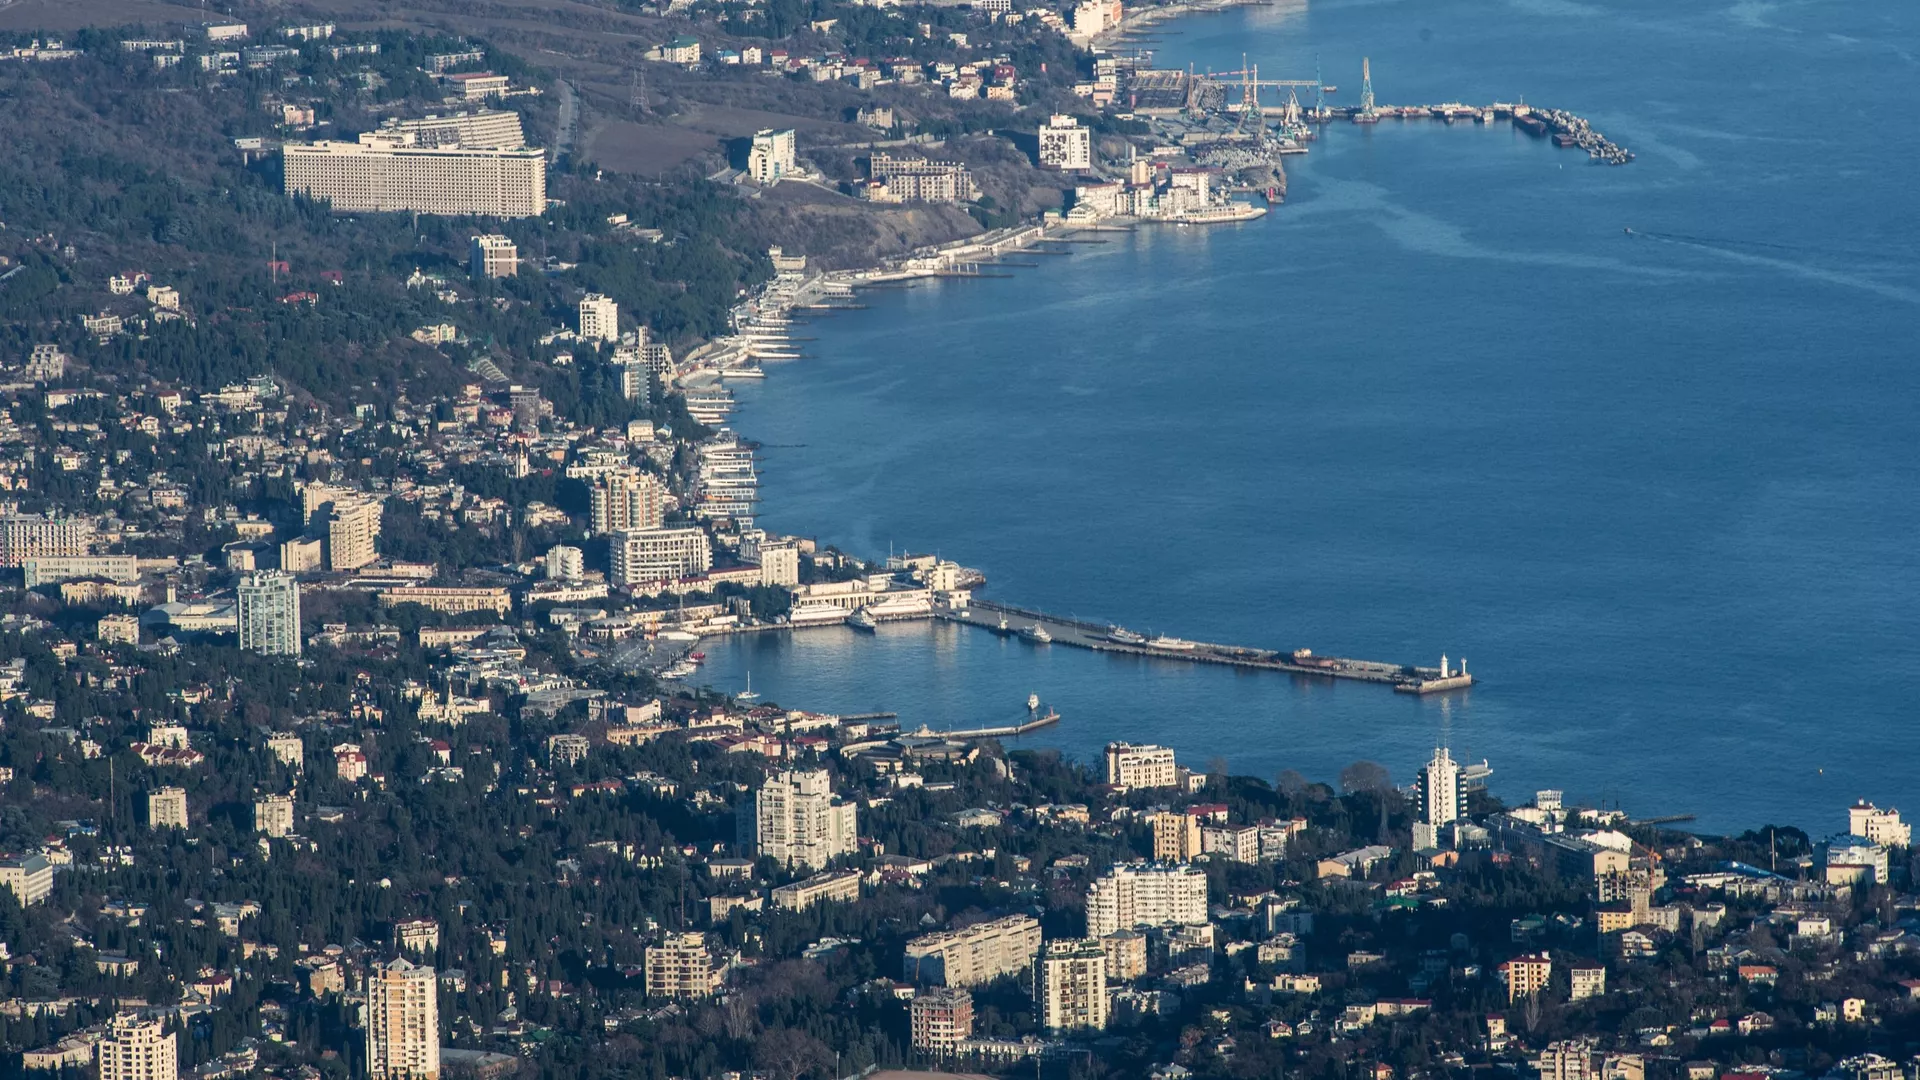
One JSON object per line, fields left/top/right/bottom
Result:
{"left": 1019, "top": 624, "right": 1053, "bottom": 644}
{"left": 847, "top": 608, "right": 878, "bottom": 632}
{"left": 689, "top": 652, "right": 706, "bottom": 661}
{"left": 1027, "top": 693, "right": 1041, "bottom": 711}
{"left": 994, "top": 615, "right": 1012, "bottom": 635}
{"left": 1107, "top": 627, "right": 1147, "bottom": 645}
{"left": 736, "top": 672, "right": 761, "bottom": 701}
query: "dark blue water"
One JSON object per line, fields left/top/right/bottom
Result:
{"left": 697, "top": 0, "right": 1920, "bottom": 834}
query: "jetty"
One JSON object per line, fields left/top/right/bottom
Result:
{"left": 950, "top": 600, "right": 1471, "bottom": 694}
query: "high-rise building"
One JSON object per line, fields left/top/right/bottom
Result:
{"left": 1417, "top": 746, "right": 1464, "bottom": 828}
{"left": 254, "top": 794, "right": 295, "bottom": 837}
{"left": 579, "top": 293, "right": 619, "bottom": 343}
{"left": 96, "top": 1013, "right": 177, "bottom": 1080}
{"left": 589, "top": 471, "right": 664, "bottom": 535}
{"left": 1104, "top": 742, "right": 1177, "bottom": 789}
{"left": 1038, "top": 114, "right": 1093, "bottom": 170}
{"left": 543, "top": 545, "right": 584, "bottom": 581}
{"left": 1499, "top": 953, "right": 1552, "bottom": 1002}
{"left": 903, "top": 915, "right": 1043, "bottom": 987}
{"left": 1151, "top": 811, "right": 1200, "bottom": 862}
{"left": 645, "top": 932, "right": 722, "bottom": 999}
{"left": 910, "top": 987, "right": 974, "bottom": 1053}
{"left": 609, "top": 526, "right": 711, "bottom": 588}
{"left": 1034, "top": 938, "right": 1108, "bottom": 1032}
{"left": 325, "top": 499, "right": 382, "bottom": 572}
{"left": 382, "top": 109, "right": 525, "bottom": 149}
{"left": 743, "top": 769, "right": 858, "bottom": 871}
{"left": 366, "top": 958, "right": 440, "bottom": 1080}
{"left": 282, "top": 133, "right": 546, "bottom": 218}
{"left": 747, "top": 128, "right": 797, "bottom": 184}
{"left": 1849, "top": 801, "right": 1911, "bottom": 848}
{"left": 237, "top": 571, "right": 302, "bottom": 657}
{"left": 147, "top": 787, "right": 188, "bottom": 830}
{"left": 1085, "top": 863, "right": 1209, "bottom": 937}
{"left": 0, "top": 513, "right": 92, "bottom": 567}
{"left": 469, "top": 234, "right": 519, "bottom": 278}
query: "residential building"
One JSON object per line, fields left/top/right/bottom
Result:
{"left": 1417, "top": 746, "right": 1465, "bottom": 828}
{"left": 903, "top": 915, "right": 1042, "bottom": 986}
{"left": 22, "top": 554, "right": 137, "bottom": 587}
{"left": 335, "top": 743, "right": 369, "bottom": 782}
{"left": 445, "top": 72, "right": 511, "bottom": 100}
{"left": 97, "top": 614, "right": 140, "bottom": 644}
{"left": 280, "top": 536, "right": 324, "bottom": 572}
{"left": 1569, "top": 963, "right": 1606, "bottom": 1002}
{"left": 1500, "top": 953, "right": 1552, "bottom": 1002}
{"left": 367, "top": 958, "right": 440, "bottom": 1080}
{"left": 544, "top": 545, "right": 584, "bottom": 581}
{"left": 609, "top": 526, "right": 711, "bottom": 588}
{"left": 378, "top": 587, "right": 512, "bottom": 616}
{"left": 1849, "top": 801, "right": 1910, "bottom": 848}
{"left": 659, "top": 35, "right": 701, "bottom": 64}
{"left": 254, "top": 794, "right": 295, "bottom": 837}
{"left": 1822, "top": 834, "right": 1890, "bottom": 884}
{"left": 147, "top": 787, "right": 188, "bottom": 829}
{"left": 755, "top": 539, "right": 801, "bottom": 587}
{"left": 1151, "top": 811, "right": 1200, "bottom": 862}
{"left": 747, "top": 128, "right": 797, "bottom": 184}
{"left": 1105, "top": 742, "right": 1176, "bottom": 789}
{"left": 866, "top": 153, "right": 978, "bottom": 203}
{"left": 325, "top": 498, "right": 382, "bottom": 571}
{"left": 590, "top": 471, "right": 664, "bottom": 534}
{"left": 645, "top": 932, "right": 722, "bottom": 999}
{"left": 237, "top": 571, "right": 302, "bottom": 657}
{"left": 547, "top": 733, "right": 590, "bottom": 767}
{"left": 96, "top": 1013, "right": 176, "bottom": 1080}
{"left": 1034, "top": 938, "right": 1108, "bottom": 1032}
{"left": 1085, "top": 863, "right": 1209, "bottom": 936}
{"left": 393, "top": 918, "right": 441, "bottom": 954}
{"left": 470, "top": 234, "right": 519, "bottom": 278}
{"left": 0, "top": 513, "right": 92, "bottom": 567}
{"left": 910, "top": 987, "right": 974, "bottom": 1054}
{"left": 744, "top": 769, "right": 858, "bottom": 871}
{"left": 771, "top": 869, "right": 861, "bottom": 911}
{"left": 384, "top": 109, "right": 525, "bottom": 149}
{"left": 0, "top": 852, "right": 53, "bottom": 905}
{"left": 1201, "top": 823, "right": 1261, "bottom": 863}
{"left": 1038, "top": 114, "right": 1092, "bottom": 170}
{"left": 1101, "top": 929, "right": 1148, "bottom": 982}
{"left": 283, "top": 133, "right": 547, "bottom": 217}
{"left": 579, "top": 293, "right": 619, "bottom": 343}
{"left": 267, "top": 732, "right": 305, "bottom": 768}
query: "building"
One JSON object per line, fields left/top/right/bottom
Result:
{"left": 658, "top": 35, "right": 701, "bottom": 64}
{"left": 98, "top": 613, "right": 140, "bottom": 645}
{"left": 470, "top": 234, "right": 519, "bottom": 278}
{"left": 1105, "top": 742, "right": 1177, "bottom": 789}
{"left": 1569, "top": 963, "right": 1606, "bottom": 1002}
{"left": 744, "top": 769, "right": 858, "bottom": 871}
{"left": 1085, "top": 863, "right": 1208, "bottom": 936}
{"left": 267, "top": 732, "right": 304, "bottom": 768}
{"left": 22, "top": 554, "right": 136, "bottom": 587}
{"left": 0, "top": 853, "right": 52, "bottom": 906}
{"left": 393, "top": 918, "right": 441, "bottom": 954}
{"left": 0, "top": 513, "right": 92, "bottom": 567}
{"left": 1034, "top": 938, "right": 1108, "bottom": 1032}
{"left": 903, "top": 915, "right": 1042, "bottom": 986}
{"left": 1822, "top": 834, "right": 1890, "bottom": 884}
{"left": 747, "top": 128, "right": 797, "bottom": 184}
{"left": 547, "top": 733, "right": 590, "bottom": 766}
{"left": 445, "top": 72, "right": 511, "bottom": 100}
{"left": 367, "top": 958, "right": 440, "bottom": 1080}
{"left": 609, "top": 527, "right": 712, "bottom": 588}
{"left": 1151, "top": 811, "right": 1200, "bottom": 862}
{"left": 1101, "top": 929, "right": 1148, "bottom": 982}
{"left": 771, "top": 869, "right": 861, "bottom": 911}
{"left": 1417, "top": 746, "right": 1465, "bottom": 828}
{"left": 254, "top": 794, "right": 295, "bottom": 837}
{"left": 1849, "top": 801, "right": 1910, "bottom": 848}
{"left": 1201, "top": 822, "right": 1261, "bottom": 863}
{"left": 283, "top": 133, "right": 546, "bottom": 218}
{"left": 645, "top": 932, "right": 722, "bottom": 999}
{"left": 147, "top": 787, "right": 188, "bottom": 829}
{"left": 1038, "top": 115, "right": 1093, "bottom": 170}
{"left": 866, "top": 154, "right": 978, "bottom": 204}
{"left": 378, "top": 587, "right": 512, "bottom": 616}
{"left": 96, "top": 1013, "right": 176, "bottom": 1080}
{"left": 590, "top": 471, "right": 664, "bottom": 535}
{"left": 324, "top": 498, "right": 382, "bottom": 571}
{"left": 544, "top": 545, "right": 584, "bottom": 581}
{"left": 579, "top": 293, "right": 619, "bottom": 343}
{"left": 755, "top": 539, "right": 801, "bottom": 587}
{"left": 335, "top": 743, "right": 370, "bottom": 782}
{"left": 910, "top": 987, "right": 974, "bottom": 1054}
{"left": 384, "top": 109, "right": 525, "bottom": 149}
{"left": 237, "top": 571, "right": 302, "bottom": 657}
{"left": 281, "top": 536, "right": 324, "bottom": 572}
{"left": 1500, "top": 953, "right": 1552, "bottom": 1002}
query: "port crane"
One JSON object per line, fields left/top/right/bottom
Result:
{"left": 1203, "top": 60, "right": 1332, "bottom": 135}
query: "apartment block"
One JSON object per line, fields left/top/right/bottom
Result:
{"left": 903, "top": 915, "right": 1042, "bottom": 987}
{"left": 367, "top": 958, "right": 439, "bottom": 1080}
{"left": 1104, "top": 742, "right": 1177, "bottom": 789}
{"left": 910, "top": 987, "right": 974, "bottom": 1053}
{"left": 1500, "top": 953, "right": 1552, "bottom": 1002}
{"left": 1034, "top": 938, "right": 1108, "bottom": 1032}
{"left": 324, "top": 498, "right": 382, "bottom": 571}
{"left": 771, "top": 869, "right": 861, "bottom": 911}
{"left": 96, "top": 1013, "right": 176, "bottom": 1080}
{"left": 590, "top": 471, "right": 664, "bottom": 535}
{"left": 382, "top": 108, "right": 525, "bottom": 149}
{"left": 1038, "top": 114, "right": 1092, "bottom": 170}
{"left": 1085, "top": 863, "right": 1209, "bottom": 937}
{"left": 1151, "top": 811, "right": 1200, "bottom": 862}
{"left": 254, "top": 794, "right": 295, "bottom": 837}
{"left": 579, "top": 293, "right": 619, "bottom": 343}
{"left": 645, "top": 932, "right": 722, "bottom": 999}
{"left": 609, "top": 526, "right": 711, "bottom": 588}
{"left": 747, "top": 128, "right": 797, "bottom": 184}
{"left": 147, "top": 787, "right": 188, "bottom": 829}
{"left": 744, "top": 769, "right": 858, "bottom": 871}
{"left": 22, "top": 554, "right": 136, "bottom": 587}
{"left": 0, "top": 853, "right": 52, "bottom": 906}
{"left": 0, "top": 513, "right": 92, "bottom": 567}
{"left": 237, "top": 570, "right": 302, "bottom": 657}
{"left": 470, "top": 234, "right": 519, "bottom": 278}
{"left": 283, "top": 133, "right": 546, "bottom": 217}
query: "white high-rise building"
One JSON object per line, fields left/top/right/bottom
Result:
{"left": 366, "top": 958, "right": 440, "bottom": 1080}
{"left": 1104, "top": 742, "right": 1177, "bottom": 789}
{"left": 543, "top": 545, "right": 584, "bottom": 581}
{"left": 1034, "top": 938, "right": 1108, "bottom": 1032}
{"left": 237, "top": 571, "right": 302, "bottom": 657}
{"left": 1085, "top": 863, "right": 1208, "bottom": 937}
{"left": 0, "top": 513, "right": 92, "bottom": 567}
{"left": 903, "top": 915, "right": 1043, "bottom": 987}
{"left": 97, "top": 1013, "right": 176, "bottom": 1080}
{"left": 579, "top": 293, "right": 619, "bottom": 343}
{"left": 282, "top": 133, "right": 547, "bottom": 218}
{"left": 590, "top": 471, "right": 664, "bottom": 535}
{"left": 609, "top": 526, "right": 711, "bottom": 588}
{"left": 745, "top": 769, "right": 858, "bottom": 871}
{"left": 255, "top": 794, "right": 295, "bottom": 837}
{"left": 747, "top": 128, "right": 797, "bottom": 184}
{"left": 1417, "top": 746, "right": 1464, "bottom": 828}
{"left": 325, "top": 498, "right": 382, "bottom": 572}
{"left": 147, "top": 787, "right": 188, "bottom": 830}
{"left": 382, "top": 109, "right": 525, "bottom": 149}
{"left": 1850, "top": 801, "right": 1911, "bottom": 848}
{"left": 1038, "top": 115, "right": 1093, "bottom": 171}
{"left": 645, "top": 931, "right": 722, "bottom": 999}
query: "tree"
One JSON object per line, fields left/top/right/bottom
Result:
{"left": 1340, "top": 761, "right": 1391, "bottom": 795}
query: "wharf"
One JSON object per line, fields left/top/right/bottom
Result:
{"left": 938, "top": 710, "right": 1062, "bottom": 739}
{"left": 949, "top": 600, "right": 1468, "bottom": 693}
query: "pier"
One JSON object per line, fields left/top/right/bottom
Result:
{"left": 947, "top": 600, "right": 1471, "bottom": 694}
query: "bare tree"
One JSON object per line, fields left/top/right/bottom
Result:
{"left": 1340, "top": 760, "right": 1391, "bottom": 795}
{"left": 1276, "top": 769, "right": 1310, "bottom": 798}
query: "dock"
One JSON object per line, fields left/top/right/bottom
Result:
{"left": 949, "top": 600, "right": 1471, "bottom": 694}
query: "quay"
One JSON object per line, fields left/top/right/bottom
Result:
{"left": 948, "top": 599, "right": 1471, "bottom": 694}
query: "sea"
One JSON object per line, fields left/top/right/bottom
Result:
{"left": 694, "top": 0, "right": 1920, "bottom": 835}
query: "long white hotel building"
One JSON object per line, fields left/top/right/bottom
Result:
{"left": 283, "top": 132, "right": 546, "bottom": 217}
